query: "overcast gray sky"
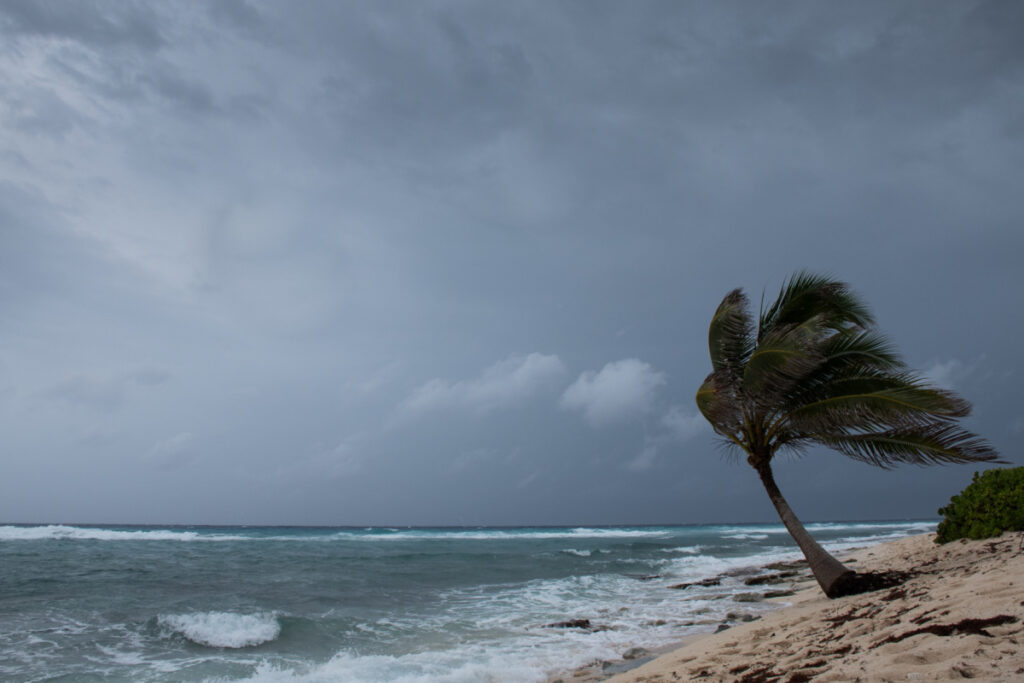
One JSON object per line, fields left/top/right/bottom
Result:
{"left": 1, "top": 0, "right": 1021, "bottom": 526}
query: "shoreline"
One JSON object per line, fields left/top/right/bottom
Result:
{"left": 572, "top": 531, "right": 1024, "bottom": 682}
{"left": 547, "top": 545, "right": 828, "bottom": 683}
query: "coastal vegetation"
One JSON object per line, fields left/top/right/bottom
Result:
{"left": 696, "top": 272, "right": 1002, "bottom": 597}
{"left": 936, "top": 467, "right": 1024, "bottom": 543}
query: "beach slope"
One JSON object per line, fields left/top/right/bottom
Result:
{"left": 607, "top": 532, "right": 1024, "bottom": 682}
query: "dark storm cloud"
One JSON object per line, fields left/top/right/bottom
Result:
{"left": 43, "top": 369, "right": 169, "bottom": 412}
{"left": 207, "top": 0, "right": 265, "bottom": 34}
{"left": 0, "top": 1, "right": 1021, "bottom": 525}
{"left": 5, "top": 87, "right": 86, "bottom": 138}
{"left": 143, "top": 69, "right": 219, "bottom": 115}
{"left": 0, "top": 183, "right": 108, "bottom": 304}
{"left": 0, "top": 0, "right": 164, "bottom": 50}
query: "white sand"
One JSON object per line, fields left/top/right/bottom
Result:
{"left": 602, "top": 532, "right": 1024, "bottom": 682}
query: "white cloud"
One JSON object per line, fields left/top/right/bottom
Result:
{"left": 560, "top": 358, "right": 665, "bottom": 427}
{"left": 921, "top": 355, "right": 985, "bottom": 389}
{"left": 399, "top": 353, "right": 566, "bottom": 417}
{"left": 921, "top": 359, "right": 963, "bottom": 389}
{"left": 625, "top": 406, "right": 708, "bottom": 472}
{"left": 660, "top": 405, "right": 708, "bottom": 442}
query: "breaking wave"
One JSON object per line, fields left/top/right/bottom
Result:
{"left": 0, "top": 525, "right": 671, "bottom": 543}
{"left": 158, "top": 612, "right": 281, "bottom": 649}
{"left": 330, "top": 527, "right": 672, "bottom": 541}
{"left": 0, "top": 525, "right": 248, "bottom": 542}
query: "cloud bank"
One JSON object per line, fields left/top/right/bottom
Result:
{"left": 0, "top": 1, "right": 1020, "bottom": 525}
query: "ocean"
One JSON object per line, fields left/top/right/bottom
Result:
{"left": 0, "top": 521, "right": 933, "bottom": 682}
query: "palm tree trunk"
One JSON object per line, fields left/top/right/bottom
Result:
{"left": 751, "top": 459, "right": 854, "bottom": 598}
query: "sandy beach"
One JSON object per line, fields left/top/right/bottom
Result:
{"left": 591, "top": 531, "right": 1024, "bottom": 682}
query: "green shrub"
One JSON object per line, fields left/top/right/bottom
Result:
{"left": 935, "top": 467, "right": 1024, "bottom": 544}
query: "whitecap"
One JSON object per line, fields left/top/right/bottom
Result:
{"left": 95, "top": 644, "right": 148, "bottom": 666}
{"left": 0, "top": 524, "right": 677, "bottom": 544}
{"left": 0, "top": 525, "right": 249, "bottom": 542}
{"left": 329, "top": 528, "right": 670, "bottom": 541}
{"left": 805, "top": 521, "right": 936, "bottom": 533}
{"left": 237, "top": 634, "right": 624, "bottom": 683}
{"left": 158, "top": 612, "right": 280, "bottom": 649}
{"left": 722, "top": 533, "right": 770, "bottom": 540}
{"left": 660, "top": 545, "right": 703, "bottom": 554}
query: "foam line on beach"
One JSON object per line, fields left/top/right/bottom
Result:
{"left": 600, "top": 532, "right": 1024, "bottom": 682}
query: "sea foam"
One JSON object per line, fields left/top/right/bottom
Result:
{"left": 239, "top": 633, "right": 623, "bottom": 683}
{"left": 158, "top": 612, "right": 280, "bottom": 649}
{"left": 0, "top": 525, "right": 672, "bottom": 543}
{"left": 329, "top": 527, "right": 672, "bottom": 541}
{"left": 0, "top": 525, "right": 248, "bottom": 542}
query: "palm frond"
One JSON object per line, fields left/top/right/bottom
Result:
{"left": 758, "top": 271, "right": 873, "bottom": 340}
{"left": 780, "top": 331, "right": 902, "bottom": 409}
{"left": 709, "top": 289, "right": 754, "bottom": 378}
{"left": 784, "top": 372, "right": 972, "bottom": 434}
{"left": 742, "top": 323, "right": 822, "bottom": 400}
{"left": 696, "top": 270, "right": 1001, "bottom": 469}
{"left": 713, "top": 436, "right": 747, "bottom": 463}
{"left": 696, "top": 372, "right": 743, "bottom": 438}
{"left": 819, "top": 330, "right": 902, "bottom": 372}
{"left": 817, "top": 423, "right": 1005, "bottom": 469}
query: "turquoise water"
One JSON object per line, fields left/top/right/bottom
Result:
{"left": 0, "top": 521, "right": 933, "bottom": 682}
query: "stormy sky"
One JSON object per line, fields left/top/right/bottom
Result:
{"left": 1, "top": 1, "right": 1022, "bottom": 526}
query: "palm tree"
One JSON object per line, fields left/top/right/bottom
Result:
{"left": 696, "top": 272, "right": 1002, "bottom": 598}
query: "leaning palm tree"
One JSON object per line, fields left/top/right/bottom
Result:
{"left": 696, "top": 272, "right": 1001, "bottom": 598}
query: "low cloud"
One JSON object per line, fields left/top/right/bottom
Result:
{"left": 399, "top": 353, "right": 566, "bottom": 417}
{"left": 921, "top": 355, "right": 985, "bottom": 390}
{"left": 626, "top": 406, "right": 708, "bottom": 472}
{"left": 560, "top": 358, "right": 665, "bottom": 427}
{"left": 660, "top": 406, "right": 708, "bottom": 442}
